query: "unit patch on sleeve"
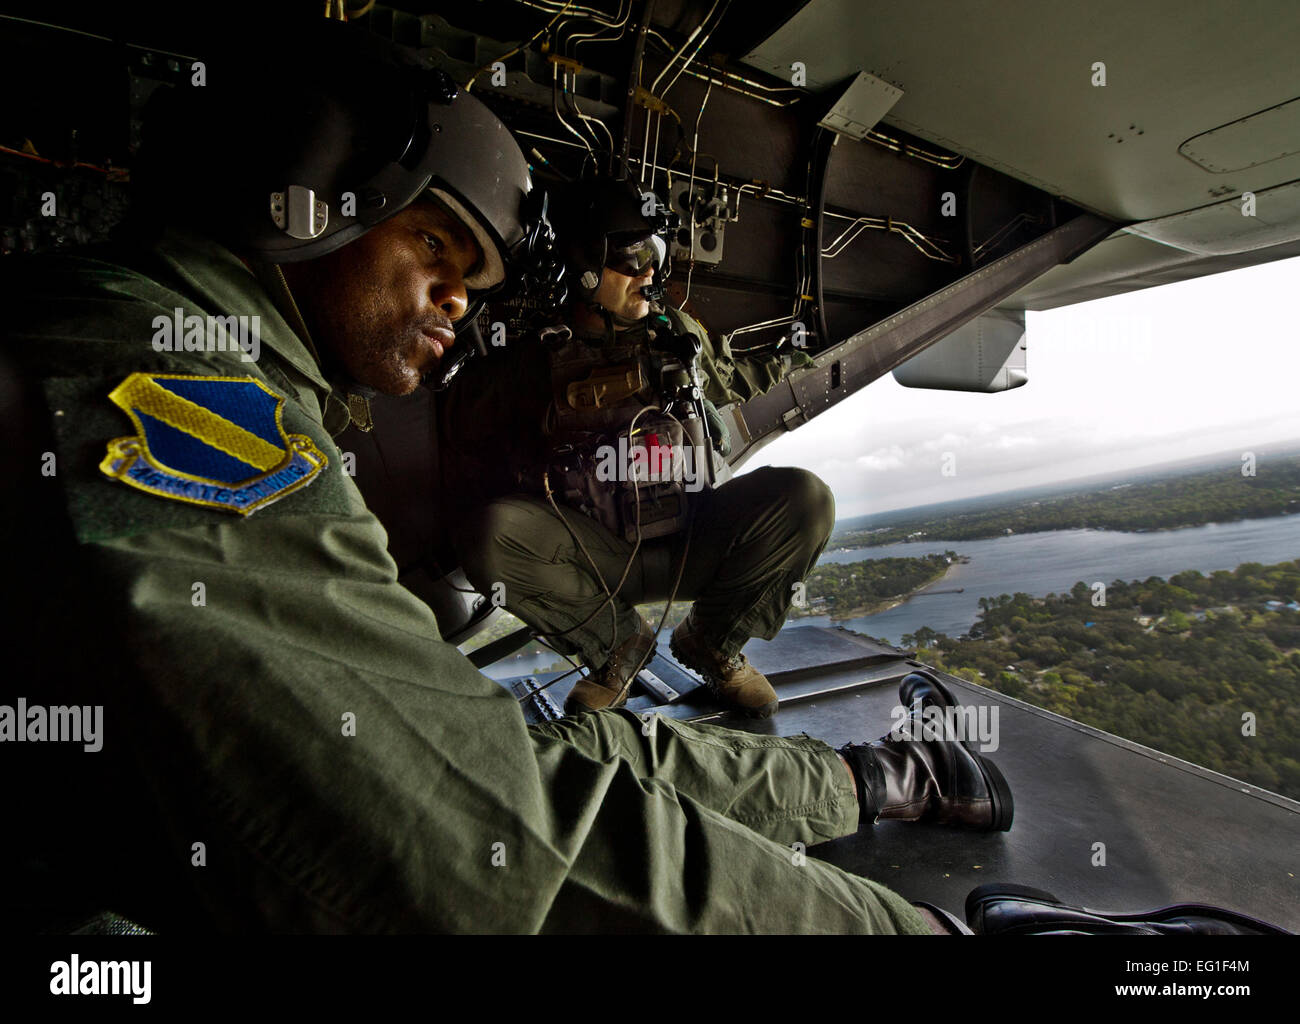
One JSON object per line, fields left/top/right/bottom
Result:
{"left": 99, "top": 373, "right": 328, "bottom": 514}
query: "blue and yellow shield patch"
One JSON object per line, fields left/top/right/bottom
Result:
{"left": 99, "top": 373, "right": 328, "bottom": 515}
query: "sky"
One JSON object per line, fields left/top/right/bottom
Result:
{"left": 741, "top": 252, "right": 1300, "bottom": 519}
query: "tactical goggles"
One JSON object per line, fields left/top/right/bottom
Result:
{"left": 605, "top": 234, "right": 658, "bottom": 277}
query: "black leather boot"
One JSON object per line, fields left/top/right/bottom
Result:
{"left": 838, "top": 671, "right": 1014, "bottom": 831}
{"left": 966, "top": 883, "right": 1292, "bottom": 935}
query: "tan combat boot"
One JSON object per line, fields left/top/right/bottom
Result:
{"left": 669, "top": 611, "right": 779, "bottom": 718}
{"left": 563, "top": 619, "right": 657, "bottom": 715}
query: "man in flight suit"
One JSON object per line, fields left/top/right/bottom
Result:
{"left": 1, "top": 22, "right": 1014, "bottom": 935}
{"left": 441, "top": 178, "right": 832, "bottom": 718}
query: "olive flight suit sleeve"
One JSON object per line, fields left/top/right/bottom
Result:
{"left": 670, "top": 306, "right": 814, "bottom": 407}
{"left": 6, "top": 245, "right": 924, "bottom": 934}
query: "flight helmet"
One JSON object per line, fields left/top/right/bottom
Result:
{"left": 136, "top": 20, "right": 563, "bottom": 312}
{"left": 550, "top": 177, "right": 675, "bottom": 303}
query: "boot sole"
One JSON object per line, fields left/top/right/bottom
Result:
{"left": 965, "top": 883, "right": 1292, "bottom": 935}
{"left": 901, "top": 670, "right": 1014, "bottom": 832}
{"left": 741, "top": 699, "right": 779, "bottom": 719}
{"left": 563, "top": 683, "right": 630, "bottom": 716}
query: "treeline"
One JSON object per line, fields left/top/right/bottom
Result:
{"left": 466, "top": 551, "right": 960, "bottom": 661}
{"left": 791, "top": 552, "right": 957, "bottom": 618}
{"left": 835, "top": 455, "right": 1300, "bottom": 547}
{"left": 904, "top": 560, "right": 1300, "bottom": 798}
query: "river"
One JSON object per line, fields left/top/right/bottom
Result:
{"left": 481, "top": 514, "right": 1300, "bottom": 675}
{"left": 807, "top": 514, "right": 1300, "bottom": 645}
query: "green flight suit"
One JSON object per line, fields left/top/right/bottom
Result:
{"left": 0, "top": 226, "right": 927, "bottom": 934}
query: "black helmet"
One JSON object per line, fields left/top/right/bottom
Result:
{"left": 550, "top": 178, "right": 675, "bottom": 302}
{"left": 136, "top": 20, "right": 559, "bottom": 302}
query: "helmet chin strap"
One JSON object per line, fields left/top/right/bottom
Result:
{"left": 579, "top": 304, "right": 634, "bottom": 345}
{"left": 583, "top": 293, "right": 655, "bottom": 343}
{"left": 606, "top": 307, "right": 646, "bottom": 328}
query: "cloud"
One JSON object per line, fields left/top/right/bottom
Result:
{"left": 739, "top": 255, "right": 1300, "bottom": 518}
{"left": 855, "top": 445, "right": 906, "bottom": 472}
{"left": 918, "top": 431, "right": 969, "bottom": 453}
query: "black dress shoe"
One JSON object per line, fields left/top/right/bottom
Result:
{"left": 966, "top": 883, "right": 1292, "bottom": 935}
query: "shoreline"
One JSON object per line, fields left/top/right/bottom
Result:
{"left": 793, "top": 561, "right": 960, "bottom": 622}
{"left": 831, "top": 510, "right": 1299, "bottom": 551}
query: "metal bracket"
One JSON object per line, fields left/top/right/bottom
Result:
{"left": 270, "top": 185, "right": 329, "bottom": 239}
{"left": 636, "top": 668, "right": 681, "bottom": 703}
{"left": 731, "top": 212, "right": 1117, "bottom": 463}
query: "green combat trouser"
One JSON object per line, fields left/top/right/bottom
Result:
{"left": 529, "top": 709, "right": 929, "bottom": 933}
{"left": 457, "top": 466, "right": 836, "bottom": 667}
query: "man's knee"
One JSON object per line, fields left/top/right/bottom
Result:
{"left": 530, "top": 707, "right": 644, "bottom": 763}
{"left": 764, "top": 467, "right": 835, "bottom": 543}
{"left": 455, "top": 497, "right": 553, "bottom": 591}
{"left": 795, "top": 468, "right": 836, "bottom": 539}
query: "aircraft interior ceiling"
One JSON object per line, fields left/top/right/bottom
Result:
{"left": 746, "top": 0, "right": 1300, "bottom": 225}
{"left": 4, "top": 2, "right": 1298, "bottom": 391}
{"left": 742, "top": 0, "right": 1300, "bottom": 309}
